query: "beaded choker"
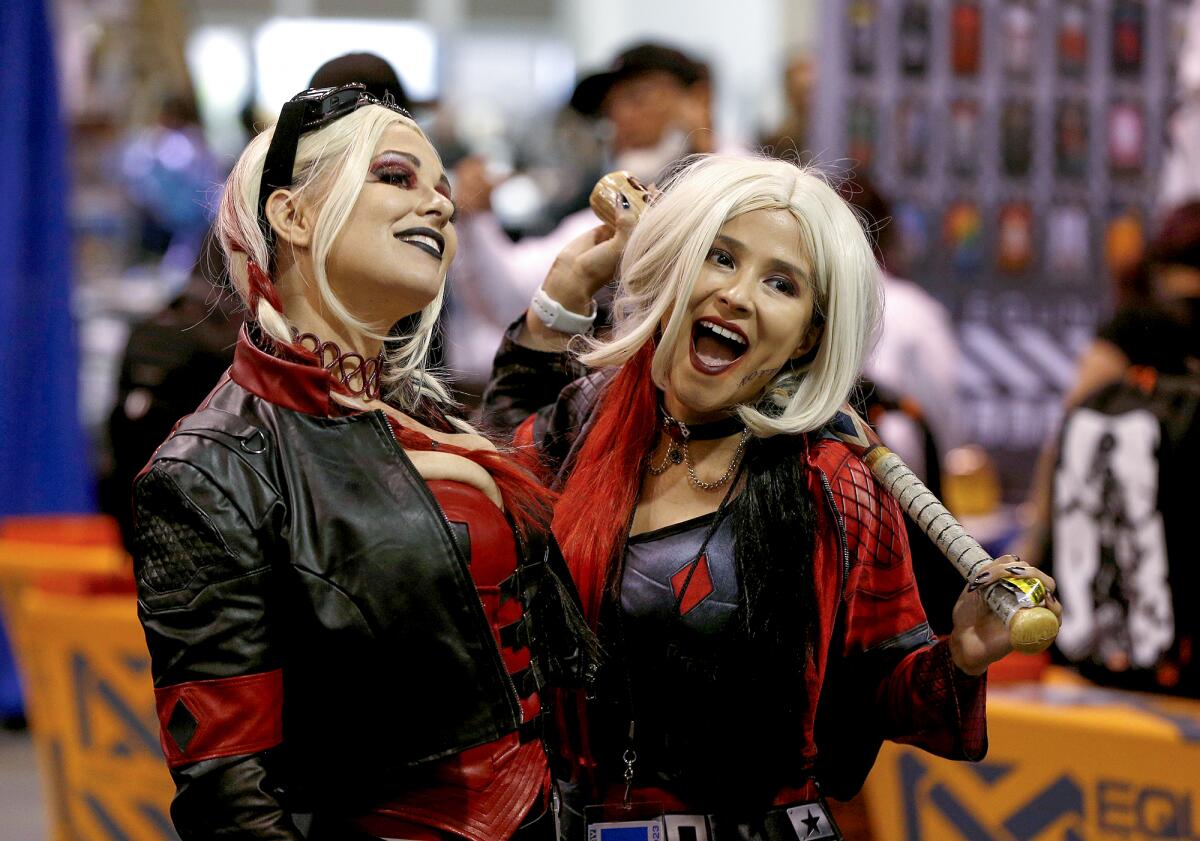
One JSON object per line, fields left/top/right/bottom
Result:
{"left": 294, "top": 332, "right": 384, "bottom": 401}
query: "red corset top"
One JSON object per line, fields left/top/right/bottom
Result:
{"left": 353, "top": 425, "right": 547, "bottom": 841}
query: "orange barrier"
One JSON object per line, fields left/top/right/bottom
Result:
{"left": 0, "top": 515, "right": 175, "bottom": 840}
{"left": 863, "top": 668, "right": 1200, "bottom": 840}
{"left": 0, "top": 514, "right": 128, "bottom": 616}
{"left": 15, "top": 587, "right": 175, "bottom": 840}
{"left": 0, "top": 514, "right": 122, "bottom": 547}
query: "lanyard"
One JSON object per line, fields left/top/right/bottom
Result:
{"left": 611, "top": 468, "right": 743, "bottom": 805}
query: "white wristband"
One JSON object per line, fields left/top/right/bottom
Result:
{"left": 530, "top": 286, "right": 597, "bottom": 335}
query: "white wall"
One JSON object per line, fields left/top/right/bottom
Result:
{"left": 181, "top": 0, "right": 822, "bottom": 149}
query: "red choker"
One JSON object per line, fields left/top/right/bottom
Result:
{"left": 294, "top": 332, "right": 384, "bottom": 401}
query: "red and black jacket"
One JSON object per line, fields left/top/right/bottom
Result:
{"left": 132, "top": 330, "right": 585, "bottom": 839}
{"left": 482, "top": 321, "right": 987, "bottom": 805}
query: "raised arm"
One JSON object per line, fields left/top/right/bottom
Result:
{"left": 480, "top": 193, "right": 639, "bottom": 459}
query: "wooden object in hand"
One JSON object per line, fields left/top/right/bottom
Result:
{"left": 827, "top": 405, "right": 1059, "bottom": 654}
{"left": 588, "top": 171, "right": 653, "bottom": 227}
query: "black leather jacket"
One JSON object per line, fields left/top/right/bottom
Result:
{"left": 133, "top": 331, "right": 584, "bottom": 839}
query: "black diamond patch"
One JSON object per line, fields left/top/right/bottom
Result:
{"left": 166, "top": 699, "right": 198, "bottom": 751}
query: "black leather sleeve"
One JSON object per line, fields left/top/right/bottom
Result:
{"left": 512, "top": 533, "right": 600, "bottom": 692}
{"left": 480, "top": 318, "right": 586, "bottom": 437}
{"left": 133, "top": 456, "right": 301, "bottom": 840}
{"left": 169, "top": 754, "right": 300, "bottom": 840}
{"left": 480, "top": 317, "right": 611, "bottom": 474}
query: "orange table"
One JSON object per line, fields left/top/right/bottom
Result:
{"left": 863, "top": 669, "right": 1200, "bottom": 840}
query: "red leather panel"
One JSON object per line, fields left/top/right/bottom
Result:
{"left": 154, "top": 669, "right": 283, "bottom": 769}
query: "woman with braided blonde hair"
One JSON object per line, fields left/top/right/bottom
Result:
{"left": 217, "top": 90, "right": 450, "bottom": 417}
{"left": 131, "top": 85, "right": 589, "bottom": 840}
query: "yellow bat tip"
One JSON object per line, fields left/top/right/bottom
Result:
{"left": 1009, "top": 606, "right": 1060, "bottom": 655}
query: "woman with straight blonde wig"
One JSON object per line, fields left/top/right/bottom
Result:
{"left": 484, "top": 154, "right": 1059, "bottom": 839}
{"left": 131, "top": 85, "right": 589, "bottom": 841}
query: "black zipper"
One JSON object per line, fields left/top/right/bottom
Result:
{"left": 377, "top": 410, "right": 524, "bottom": 723}
{"left": 819, "top": 470, "right": 851, "bottom": 599}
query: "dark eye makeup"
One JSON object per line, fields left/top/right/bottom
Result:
{"left": 369, "top": 156, "right": 416, "bottom": 187}
{"left": 765, "top": 276, "right": 798, "bottom": 296}
{"left": 707, "top": 247, "right": 800, "bottom": 296}
{"left": 369, "top": 153, "right": 458, "bottom": 222}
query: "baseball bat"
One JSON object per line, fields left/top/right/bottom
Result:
{"left": 828, "top": 405, "right": 1059, "bottom": 654}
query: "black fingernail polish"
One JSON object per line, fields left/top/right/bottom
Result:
{"left": 620, "top": 193, "right": 630, "bottom": 209}
{"left": 1007, "top": 565, "right": 1026, "bottom": 574}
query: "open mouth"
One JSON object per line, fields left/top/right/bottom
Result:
{"left": 689, "top": 317, "right": 748, "bottom": 374}
{"left": 395, "top": 227, "right": 445, "bottom": 261}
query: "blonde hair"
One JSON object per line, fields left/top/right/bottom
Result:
{"left": 216, "top": 104, "right": 455, "bottom": 413}
{"left": 580, "top": 154, "right": 882, "bottom": 437}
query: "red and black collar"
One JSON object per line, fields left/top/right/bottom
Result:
{"left": 229, "top": 326, "right": 458, "bottom": 435}
{"left": 229, "top": 326, "right": 345, "bottom": 416}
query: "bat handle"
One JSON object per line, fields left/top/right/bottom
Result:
{"left": 863, "top": 448, "right": 1059, "bottom": 655}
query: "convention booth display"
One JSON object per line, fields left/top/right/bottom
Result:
{"left": 816, "top": 0, "right": 1191, "bottom": 494}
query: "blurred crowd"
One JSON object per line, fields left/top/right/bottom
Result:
{"left": 95, "top": 34, "right": 1200, "bottom": 702}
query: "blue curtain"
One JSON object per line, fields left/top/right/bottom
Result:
{"left": 0, "top": 0, "right": 95, "bottom": 719}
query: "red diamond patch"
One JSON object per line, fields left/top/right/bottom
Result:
{"left": 671, "top": 554, "right": 714, "bottom": 615}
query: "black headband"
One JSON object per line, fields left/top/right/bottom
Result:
{"left": 256, "top": 83, "right": 411, "bottom": 250}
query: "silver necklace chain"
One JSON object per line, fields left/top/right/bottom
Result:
{"left": 647, "top": 413, "right": 750, "bottom": 490}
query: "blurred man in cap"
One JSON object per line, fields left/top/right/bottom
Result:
{"left": 449, "top": 42, "right": 728, "bottom": 389}
{"left": 242, "top": 52, "right": 415, "bottom": 141}
{"left": 569, "top": 42, "right": 714, "bottom": 170}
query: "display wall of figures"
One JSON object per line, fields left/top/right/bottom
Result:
{"left": 814, "top": 0, "right": 1191, "bottom": 496}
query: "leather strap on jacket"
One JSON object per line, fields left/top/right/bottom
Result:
{"left": 155, "top": 669, "right": 284, "bottom": 768}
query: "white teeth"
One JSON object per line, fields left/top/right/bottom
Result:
{"left": 700, "top": 320, "right": 746, "bottom": 345}
{"left": 398, "top": 233, "right": 442, "bottom": 255}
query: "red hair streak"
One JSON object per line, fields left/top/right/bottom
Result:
{"left": 552, "top": 341, "right": 659, "bottom": 625}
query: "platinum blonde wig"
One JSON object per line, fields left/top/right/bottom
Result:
{"left": 581, "top": 154, "right": 882, "bottom": 437}
{"left": 216, "top": 105, "right": 454, "bottom": 412}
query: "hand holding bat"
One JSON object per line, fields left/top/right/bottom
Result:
{"left": 828, "top": 405, "right": 1061, "bottom": 657}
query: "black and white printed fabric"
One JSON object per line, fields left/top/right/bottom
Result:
{"left": 1049, "top": 372, "right": 1200, "bottom": 696}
